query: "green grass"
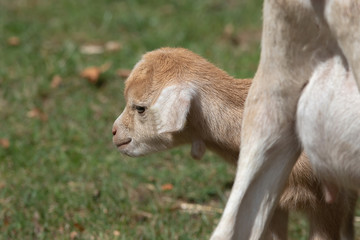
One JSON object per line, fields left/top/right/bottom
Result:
{"left": 0, "top": 0, "right": 357, "bottom": 239}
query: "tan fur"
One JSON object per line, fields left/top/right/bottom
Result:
{"left": 112, "top": 48, "right": 356, "bottom": 240}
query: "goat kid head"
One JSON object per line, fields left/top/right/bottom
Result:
{"left": 112, "top": 48, "right": 203, "bottom": 158}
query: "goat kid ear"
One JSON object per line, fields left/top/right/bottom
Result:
{"left": 151, "top": 84, "right": 195, "bottom": 134}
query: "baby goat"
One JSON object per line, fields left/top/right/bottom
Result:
{"left": 112, "top": 47, "right": 356, "bottom": 240}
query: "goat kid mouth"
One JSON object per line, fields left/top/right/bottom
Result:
{"left": 115, "top": 138, "right": 132, "bottom": 149}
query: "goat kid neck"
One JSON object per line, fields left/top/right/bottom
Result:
{"left": 179, "top": 76, "right": 250, "bottom": 164}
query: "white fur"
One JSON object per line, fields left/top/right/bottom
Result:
{"left": 211, "top": 0, "right": 360, "bottom": 239}
{"left": 152, "top": 84, "right": 195, "bottom": 134}
{"left": 297, "top": 56, "right": 360, "bottom": 188}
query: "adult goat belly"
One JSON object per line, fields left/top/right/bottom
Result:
{"left": 297, "top": 55, "right": 360, "bottom": 189}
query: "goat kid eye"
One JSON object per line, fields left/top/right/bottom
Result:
{"left": 135, "top": 106, "right": 146, "bottom": 114}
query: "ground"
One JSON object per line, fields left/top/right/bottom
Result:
{"left": 0, "top": 0, "right": 358, "bottom": 239}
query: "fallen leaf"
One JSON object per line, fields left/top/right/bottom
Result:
{"left": 0, "top": 139, "right": 10, "bottom": 149}
{"left": 223, "top": 23, "right": 234, "bottom": 38}
{"left": 160, "top": 4, "right": 174, "bottom": 15}
{"left": 27, "top": 108, "right": 40, "bottom": 118}
{"left": 235, "top": 29, "right": 261, "bottom": 50}
{"left": 99, "top": 62, "right": 112, "bottom": 72}
{"left": 70, "top": 231, "right": 78, "bottom": 240}
{"left": 144, "top": 183, "right": 156, "bottom": 191}
{"left": 33, "top": 211, "right": 40, "bottom": 220}
{"left": 80, "top": 44, "right": 104, "bottom": 55}
{"left": 147, "top": 176, "right": 155, "bottom": 182}
{"left": 8, "top": 36, "right": 20, "bottom": 46}
{"left": 27, "top": 108, "right": 48, "bottom": 122}
{"left": 92, "top": 189, "right": 101, "bottom": 201}
{"left": 74, "top": 223, "right": 85, "bottom": 232}
{"left": 58, "top": 226, "right": 64, "bottom": 234}
{"left": 32, "top": 211, "right": 44, "bottom": 234}
{"left": 0, "top": 197, "right": 11, "bottom": 205}
{"left": 3, "top": 214, "right": 10, "bottom": 226}
{"left": 133, "top": 210, "right": 153, "bottom": 221}
{"left": 113, "top": 230, "right": 121, "bottom": 237}
{"left": 117, "top": 69, "right": 131, "bottom": 78}
{"left": 105, "top": 41, "right": 122, "bottom": 52}
{"left": 161, "top": 183, "right": 173, "bottom": 191}
{"left": 51, "top": 75, "right": 62, "bottom": 88}
{"left": 80, "top": 67, "right": 101, "bottom": 83}
{"left": 102, "top": 207, "right": 108, "bottom": 214}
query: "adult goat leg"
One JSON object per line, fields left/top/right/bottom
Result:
{"left": 211, "top": 1, "right": 325, "bottom": 239}
{"left": 323, "top": 0, "right": 360, "bottom": 89}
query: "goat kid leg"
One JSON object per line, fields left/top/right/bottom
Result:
{"left": 265, "top": 208, "right": 289, "bottom": 240}
{"left": 307, "top": 195, "right": 352, "bottom": 240}
{"left": 340, "top": 192, "right": 357, "bottom": 240}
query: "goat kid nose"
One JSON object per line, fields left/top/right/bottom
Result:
{"left": 112, "top": 126, "right": 117, "bottom": 136}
